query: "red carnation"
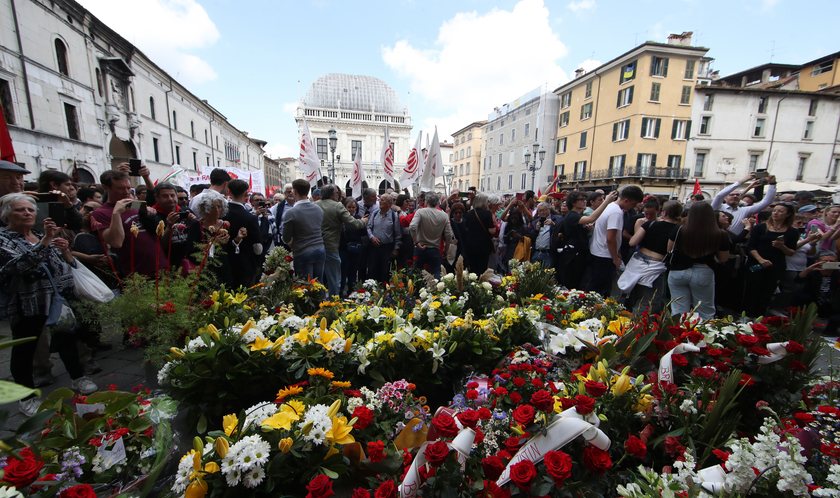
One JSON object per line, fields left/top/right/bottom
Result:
{"left": 582, "top": 446, "right": 612, "bottom": 475}
{"left": 509, "top": 392, "right": 522, "bottom": 404}
{"left": 584, "top": 380, "right": 608, "bottom": 397}
{"left": 424, "top": 440, "right": 450, "bottom": 467}
{"left": 367, "top": 441, "right": 386, "bottom": 463}
{"left": 512, "top": 404, "right": 535, "bottom": 426}
{"left": 509, "top": 460, "right": 537, "bottom": 491}
{"left": 624, "top": 435, "right": 647, "bottom": 458}
{"left": 352, "top": 406, "right": 374, "bottom": 430}
{"left": 477, "top": 407, "right": 492, "bottom": 420}
{"left": 530, "top": 390, "right": 555, "bottom": 412}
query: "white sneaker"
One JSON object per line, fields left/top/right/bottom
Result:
{"left": 19, "top": 397, "right": 42, "bottom": 417}
{"left": 71, "top": 376, "right": 98, "bottom": 395}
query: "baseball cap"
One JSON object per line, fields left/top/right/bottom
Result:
{"left": 312, "top": 188, "right": 321, "bottom": 196}
{"left": 0, "top": 160, "right": 30, "bottom": 174}
{"left": 798, "top": 204, "right": 818, "bottom": 213}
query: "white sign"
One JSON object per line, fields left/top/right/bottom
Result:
{"left": 98, "top": 437, "right": 127, "bottom": 467}
{"left": 76, "top": 403, "right": 106, "bottom": 417}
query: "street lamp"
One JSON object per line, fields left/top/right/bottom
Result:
{"left": 328, "top": 126, "right": 338, "bottom": 184}
{"left": 444, "top": 167, "right": 455, "bottom": 196}
{"left": 525, "top": 141, "right": 546, "bottom": 192}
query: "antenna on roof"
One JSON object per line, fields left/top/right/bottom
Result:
{"left": 634, "top": 30, "right": 647, "bottom": 46}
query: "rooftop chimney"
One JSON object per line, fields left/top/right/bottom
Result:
{"left": 667, "top": 31, "right": 693, "bottom": 46}
{"left": 575, "top": 68, "right": 586, "bottom": 78}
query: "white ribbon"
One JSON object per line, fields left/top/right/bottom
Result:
{"left": 695, "top": 464, "right": 728, "bottom": 494}
{"left": 756, "top": 341, "right": 789, "bottom": 365}
{"left": 496, "top": 407, "right": 610, "bottom": 486}
{"left": 398, "top": 428, "right": 476, "bottom": 498}
{"left": 658, "top": 344, "right": 701, "bottom": 384}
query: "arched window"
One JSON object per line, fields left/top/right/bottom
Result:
{"left": 95, "top": 68, "right": 103, "bottom": 97}
{"left": 172, "top": 110, "right": 177, "bottom": 130}
{"left": 54, "top": 38, "right": 69, "bottom": 76}
{"left": 149, "top": 97, "right": 156, "bottom": 120}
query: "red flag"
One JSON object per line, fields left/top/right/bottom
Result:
{"left": 72, "top": 160, "right": 79, "bottom": 183}
{"left": 692, "top": 178, "right": 701, "bottom": 195}
{"left": 0, "top": 106, "right": 16, "bottom": 162}
{"left": 248, "top": 172, "right": 253, "bottom": 193}
{"left": 537, "top": 188, "right": 541, "bottom": 197}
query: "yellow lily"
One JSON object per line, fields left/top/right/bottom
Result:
{"left": 292, "top": 328, "right": 310, "bottom": 345}
{"left": 206, "top": 324, "right": 220, "bottom": 341}
{"left": 222, "top": 414, "right": 238, "bottom": 437}
{"left": 215, "top": 437, "right": 229, "bottom": 458}
{"left": 262, "top": 410, "right": 300, "bottom": 431}
{"left": 240, "top": 320, "right": 255, "bottom": 337}
{"left": 324, "top": 416, "right": 355, "bottom": 460}
{"left": 315, "top": 328, "right": 340, "bottom": 349}
{"left": 249, "top": 336, "right": 274, "bottom": 354}
{"left": 278, "top": 437, "right": 293, "bottom": 453}
{"left": 326, "top": 399, "right": 342, "bottom": 418}
{"left": 611, "top": 374, "right": 631, "bottom": 396}
{"left": 633, "top": 394, "right": 654, "bottom": 412}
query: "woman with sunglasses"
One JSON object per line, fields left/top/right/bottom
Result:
{"left": 743, "top": 203, "right": 799, "bottom": 317}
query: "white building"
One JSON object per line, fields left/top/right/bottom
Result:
{"left": 686, "top": 85, "right": 840, "bottom": 199}
{"left": 294, "top": 74, "right": 412, "bottom": 194}
{"left": 0, "top": 0, "right": 264, "bottom": 186}
{"left": 480, "top": 85, "right": 560, "bottom": 194}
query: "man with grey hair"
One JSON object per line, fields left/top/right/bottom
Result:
{"left": 409, "top": 191, "right": 453, "bottom": 279}
{"left": 316, "top": 184, "right": 369, "bottom": 296}
{"left": 366, "top": 194, "right": 402, "bottom": 283}
{"left": 356, "top": 187, "right": 380, "bottom": 281}
{"left": 529, "top": 201, "right": 563, "bottom": 269}
{"left": 270, "top": 183, "right": 295, "bottom": 249}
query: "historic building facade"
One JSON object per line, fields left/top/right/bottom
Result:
{"left": 451, "top": 120, "right": 485, "bottom": 193}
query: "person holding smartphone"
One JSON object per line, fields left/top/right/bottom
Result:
{"left": 744, "top": 203, "right": 799, "bottom": 317}
{"left": 149, "top": 182, "right": 196, "bottom": 267}
{"left": 795, "top": 251, "right": 840, "bottom": 335}
{"left": 711, "top": 172, "right": 778, "bottom": 236}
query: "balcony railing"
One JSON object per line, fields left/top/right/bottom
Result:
{"left": 566, "top": 165, "right": 690, "bottom": 182}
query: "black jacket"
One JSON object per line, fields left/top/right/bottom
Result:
{"left": 529, "top": 214, "right": 564, "bottom": 253}
{"left": 223, "top": 203, "right": 262, "bottom": 288}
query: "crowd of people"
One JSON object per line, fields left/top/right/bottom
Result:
{"left": 2, "top": 159, "right": 839, "bottom": 416}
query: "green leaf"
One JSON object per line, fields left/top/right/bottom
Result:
{"left": 196, "top": 414, "right": 207, "bottom": 434}
{"left": 0, "top": 336, "right": 38, "bottom": 350}
{"left": 128, "top": 417, "right": 153, "bottom": 433}
{"left": 369, "top": 370, "right": 386, "bottom": 383}
{"left": 321, "top": 467, "right": 339, "bottom": 479}
{"left": 16, "top": 409, "right": 56, "bottom": 435}
{"left": 43, "top": 387, "right": 75, "bottom": 406}
{"left": 0, "top": 381, "right": 39, "bottom": 404}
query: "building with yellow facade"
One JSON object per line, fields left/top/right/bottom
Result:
{"left": 451, "top": 121, "right": 485, "bottom": 192}
{"left": 798, "top": 51, "right": 840, "bottom": 93}
{"left": 552, "top": 32, "right": 709, "bottom": 196}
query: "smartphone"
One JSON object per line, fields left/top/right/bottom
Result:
{"left": 776, "top": 235, "right": 785, "bottom": 240}
{"left": 515, "top": 193, "right": 524, "bottom": 201}
{"left": 809, "top": 224, "right": 821, "bottom": 233}
{"left": 755, "top": 170, "right": 768, "bottom": 179}
{"left": 612, "top": 184, "right": 619, "bottom": 192}
{"left": 127, "top": 200, "right": 146, "bottom": 210}
{"left": 822, "top": 262, "right": 840, "bottom": 270}
{"left": 258, "top": 201, "right": 267, "bottom": 208}
{"left": 129, "top": 158, "right": 142, "bottom": 176}
{"left": 458, "top": 192, "right": 469, "bottom": 198}
{"left": 48, "top": 202, "right": 65, "bottom": 227}
{"left": 35, "top": 192, "right": 60, "bottom": 203}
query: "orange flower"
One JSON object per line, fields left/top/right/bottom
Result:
{"left": 307, "top": 367, "right": 335, "bottom": 379}
{"left": 276, "top": 385, "right": 304, "bottom": 400}
{"left": 331, "top": 381, "right": 351, "bottom": 388}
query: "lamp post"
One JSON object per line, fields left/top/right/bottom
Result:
{"left": 444, "top": 167, "right": 455, "bottom": 196}
{"left": 524, "top": 141, "right": 546, "bottom": 192}
{"left": 328, "top": 126, "right": 337, "bottom": 184}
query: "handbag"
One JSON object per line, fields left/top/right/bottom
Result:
{"left": 663, "top": 226, "right": 681, "bottom": 270}
{"left": 71, "top": 260, "right": 114, "bottom": 303}
{"left": 42, "top": 263, "right": 76, "bottom": 335}
{"left": 347, "top": 242, "right": 362, "bottom": 254}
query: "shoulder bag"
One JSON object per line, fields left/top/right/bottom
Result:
{"left": 471, "top": 210, "right": 495, "bottom": 253}
{"left": 663, "top": 226, "right": 681, "bottom": 270}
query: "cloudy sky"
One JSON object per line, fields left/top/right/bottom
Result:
{"left": 78, "top": 0, "right": 835, "bottom": 161}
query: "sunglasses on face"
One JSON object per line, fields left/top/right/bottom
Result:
{"left": 82, "top": 205, "right": 95, "bottom": 212}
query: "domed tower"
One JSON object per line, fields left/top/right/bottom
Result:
{"left": 294, "top": 74, "right": 412, "bottom": 194}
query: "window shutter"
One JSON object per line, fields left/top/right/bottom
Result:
{"left": 651, "top": 154, "right": 657, "bottom": 167}
{"left": 671, "top": 120, "right": 678, "bottom": 139}
{"left": 580, "top": 105, "right": 585, "bottom": 120}
{"left": 641, "top": 117, "right": 648, "bottom": 136}
{"left": 637, "top": 153, "right": 643, "bottom": 168}
{"left": 617, "top": 90, "right": 622, "bottom": 108}
{"left": 663, "top": 58, "right": 669, "bottom": 77}
{"left": 612, "top": 122, "right": 618, "bottom": 141}
{"left": 685, "top": 120, "right": 692, "bottom": 138}
{"left": 609, "top": 156, "right": 614, "bottom": 172}
{"left": 650, "top": 57, "right": 656, "bottom": 74}
{"left": 654, "top": 118, "right": 661, "bottom": 138}
{"left": 628, "top": 86, "right": 634, "bottom": 104}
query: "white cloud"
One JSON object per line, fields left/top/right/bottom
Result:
{"left": 577, "top": 59, "right": 602, "bottom": 72}
{"left": 77, "top": 0, "right": 220, "bottom": 86}
{"left": 382, "top": 0, "right": 569, "bottom": 140}
{"left": 264, "top": 142, "right": 295, "bottom": 159}
{"left": 761, "top": 0, "right": 780, "bottom": 11}
{"left": 567, "top": 0, "right": 595, "bottom": 12}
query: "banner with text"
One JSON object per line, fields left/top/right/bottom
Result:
{"left": 180, "top": 167, "right": 267, "bottom": 195}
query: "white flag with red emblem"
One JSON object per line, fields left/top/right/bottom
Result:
{"left": 380, "top": 125, "right": 395, "bottom": 186}
{"left": 399, "top": 130, "right": 423, "bottom": 187}
{"left": 350, "top": 147, "right": 365, "bottom": 199}
{"left": 298, "top": 118, "right": 323, "bottom": 186}
{"left": 419, "top": 127, "right": 441, "bottom": 192}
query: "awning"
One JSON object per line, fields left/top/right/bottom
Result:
{"left": 775, "top": 181, "right": 840, "bottom": 195}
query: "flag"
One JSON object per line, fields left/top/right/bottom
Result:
{"left": 350, "top": 147, "right": 365, "bottom": 199}
{"left": 538, "top": 189, "right": 542, "bottom": 197}
{"left": 159, "top": 166, "right": 186, "bottom": 185}
{"left": 419, "top": 127, "right": 441, "bottom": 192}
{"left": 399, "top": 130, "right": 423, "bottom": 187}
{"left": 380, "top": 125, "right": 395, "bottom": 186}
{"left": 248, "top": 172, "right": 253, "bottom": 193}
{"left": 299, "top": 118, "right": 323, "bottom": 186}
{"left": 692, "top": 178, "right": 701, "bottom": 195}
{"left": 0, "top": 105, "right": 15, "bottom": 162}
{"left": 623, "top": 62, "right": 635, "bottom": 80}
{"left": 72, "top": 160, "right": 79, "bottom": 183}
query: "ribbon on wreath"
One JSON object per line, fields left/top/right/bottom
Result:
{"left": 694, "top": 464, "right": 728, "bottom": 494}
{"left": 398, "top": 427, "right": 476, "bottom": 498}
{"left": 658, "top": 343, "right": 701, "bottom": 384}
{"left": 756, "top": 341, "right": 789, "bottom": 365}
{"left": 496, "top": 407, "right": 610, "bottom": 486}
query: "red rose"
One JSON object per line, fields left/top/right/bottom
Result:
{"left": 789, "top": 360, "right": 807, "bottom": 372}
{"left": 736, "top": 334, "right": 759, "bottom": 347}
{"left": 785, "top": 341, "right": 806, "bottom": 354}
{"left": 480, "top": 481, "right": 510, "bottom": 498}
{"left": 543, "top": 450, "right": 573, "bottom": 486}
{"left": 477, "top": 407, "right": 492, "bottom": 420}
{"left": 3, "top": 447, "right": 44, "bottom": 488}
{"left": 750, "top": 323, "right": 769, "bottom": 335}
{"left": 352, "top": 406, "right": 374, "bottom": 430}
{"left": 624, "top": 435, "right": 647, "bottom": 458}
{"left": 706, "top": 348, "right": 723, "bottom": 357}
{"left": 424, "top": 440, "right": 450, "bottom": 467}
{"left": 457, "top": 409, "right": 480, "bottom": 429}
{"left": 374, "top": 480, "right": 397, "bottom": 498}
{"left": 558, "top": 397, "right": 576, "bottom": 411}
{"left": 351, "top": 489, "right": 371, "bottom": 498}
{"left": 367, "top": 441, "right": 386, "bottom": 463}
{"left": 574, "top": 395, "right": 595, "bottom": 415}
{"left": 494, "top": 387, "right": 509, "bottom": 397}
{"left": 582, "top": 446, "right": 612, "bottom": 475}
{"left": 509, "top": 392, "right": 522, "bottom": 404}
{"left": 284, "top": 255, "right": 294, "bottom": 262}
{"left": 530, "top": 390, "right": 555, "bottom": 412}
{"left": 512, "top": 404, "right": 535, "bottom": 427}
{"left": 505, "top": 436, "right": 523, "bottom": 453}
{"left": 686, "top": 330, "right": 704, "bottom": 343}
{"left": 509, "top": 460, "right": 537, "bottom": 490}
{"left": 668, "top": 326, "right": 686, "bottom": 337}
{"left": 59, "top": 484, "right": 96, "bottom": 498}
{"left": 306, "top": 474, "right": 335, "bottom": 498}
{"left": 584, "top": 380, "right": 608, "bottom": 397}
{"left": 672, "top": 354, "right": 688, "bottom": 367}
{"left": 432, "top": 413, "right": 460, "bottom": 438}
{"left": 482, "top": 455, "right": 507, "bottom": 481}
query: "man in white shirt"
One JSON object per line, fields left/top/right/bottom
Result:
{"left": 584, "top": 185, "right": 644, "bottom": 297}
{"left": 189, "top": 168, "right": 230, "bottom": 213}
{"left": 711, "top": 172, "right": 777, "bottom": 235}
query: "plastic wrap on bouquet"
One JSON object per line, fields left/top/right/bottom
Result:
{"left": 695, "top": 464, "right": 728, "bottom": 494}
{"left": 497, "top": 407, "right": 610, "bottom": 486}
{"left": 398, "top": 428, "right": 476, "bottom": 498}
{"left": 658, "top": 343, "right": 701, "bottom": 384}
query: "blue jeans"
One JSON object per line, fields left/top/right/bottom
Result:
{"left": 531, "top": 249, "right": 553, "bottom": 269}
{"left": 323, "top": 252, "right": 341, "bottom": 298}
{"left": 414, "top": 247, "right": 442, "bottom": 279}
{"left": 294, "top": 247, "right": 326, "bottom": 284}
{"left": 668, "top": 264, "right": 715, "bottom": 319}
